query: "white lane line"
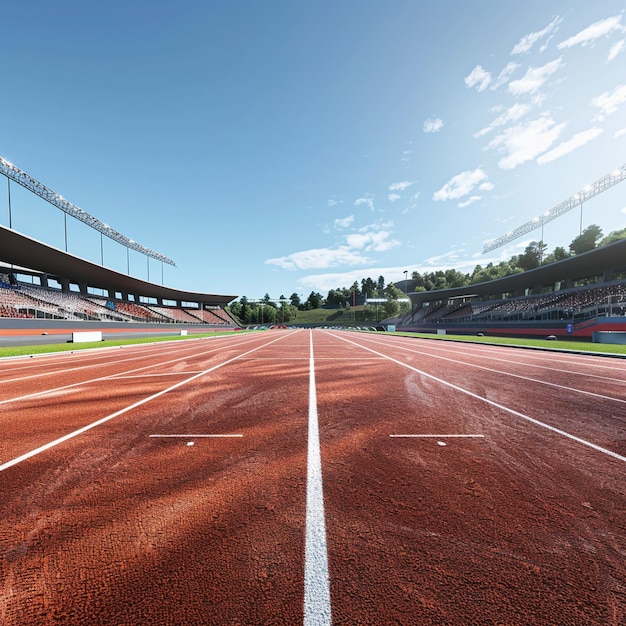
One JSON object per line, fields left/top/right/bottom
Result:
{"left": 390, "top": 434, "right": 485, "bottom": 438}
{"left": 117, "top": 372, "right": 205, "bottom": 379}
{"left": 333, "top": 333, "right": 626, "bottom": 464}
{"left": 360, "top": 335, "right": 626, "bottom": 405}
{"left": 0, "top": 334, "right": 267, "bottom": 406}
{"left": 0, "top": 333, "right": 289, "bottom": 473}
{"left": 0, "top": 338, "right": 214, "bottom": 384}
{"left": 304, "top": 330, "right": 332, "bottom": 626}
{"left": 149, "top": 434, "right": 243, "bottom": 438}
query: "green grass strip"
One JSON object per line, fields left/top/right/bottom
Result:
{"left": 386, "top": 331, "right": 626, "bottom": 356}
{"left": 0, "top": 331, "right": 246, "bottom": 358}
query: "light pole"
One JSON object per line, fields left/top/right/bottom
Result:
{"left": 7, "top": 178, "right": 12, "bottom": 228}
{"left": 540, "top": 211, "right": 549, "bottom": 264}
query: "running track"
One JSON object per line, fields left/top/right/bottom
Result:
{"left": 1, "top": 329, "right": 624, "bottom": 625}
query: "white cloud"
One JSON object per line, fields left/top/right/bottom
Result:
{"left": 591, "top": 84, "right": 626, "bottom": 120}
{"left": 558, "top": 15, "right": 625, "bottom": 49}
{"left": 464, "top": 65, "right": 491, "bottom": 92}
{"left": 297, "top": 266, "right": 412, "bottom": 293}
{"left": 488, "top": 114, "right": 565, "bottom": 170}
{"left": 608, "top": 39, "right": 625, "bottom": 61}
{"left": 423, "top": 117, "right": 444, "bottom": 133}
{"left": 507, "top": 57, "right": 563, "bottom": 96}
{"left": 479, "top": 181, "right": 495, "bottom": 191}
{"left": 266, "top": 221, "right": 398, "bottom": 272}
{"left": 433, "top": 168, "right": 489, "bottom": 201}
{"left": 458, "top": 195, "right": 481, "bottom": 208}
{"left": 346, "top": 229, "right": 399, "bottom": 253}
{"left": 354, "top": 195, "right": 375, "bottom": 211}
{"left": 537, "top": 127, "right": 604, "bottom": 164}
{"left": 350, "top": 221, "right": 399, "bottom": 252}
{"left": 422, "top": 250, "right": 463, "bottom": 266}
{"left": 334, "top": 215, "right": 354, "bottom": 229}
{"left": 537, "top": 127, "right": 604, "bottom": 165}
{"left": 266, "top": 247, "right": 369, "bottom": 271}
{"left": 388, "top": 193, "right": 401, "bottom": 202}
{"left": 614, "top": 127, "right": 626, "bottom": 138}
{"left": 512, "top": 16, "right": 562, "bottom": 54}
{"left": 327, "top": 198, "right": 342, "bottom": 207}
{"left": 475, "top": 102, "right": 533, "bottom": 137}
{"left": 490, "top": 62, "right": 520, "bottom": 90}
{"left": 389, "top": 180, "right": 414, "bottom": 192}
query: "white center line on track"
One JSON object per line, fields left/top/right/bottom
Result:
{"left": 304, "top": 330, "right": 332, "bottom": 626}
{"left": 0, "top": 333, "right": 289, "bottom": 473}
{"left": 332, "top": 333, "right": 626, "bottom": 464}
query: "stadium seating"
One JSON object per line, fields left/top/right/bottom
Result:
{"left": 405, "top": 280, "right": 626, "bottom": 325}
{"left": 0, "top": 282, "right": 237, "bottom": 325}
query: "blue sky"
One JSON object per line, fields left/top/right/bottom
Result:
{"left": 2, "top": 1, "right": 625, "bottom": 300}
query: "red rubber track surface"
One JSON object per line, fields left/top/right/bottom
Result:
{"left": 1, "top": 330, "right": 624, "bottom": 625}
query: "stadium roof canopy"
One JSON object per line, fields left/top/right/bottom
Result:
{"left": 407, "top": 238, "right": 626, "bottom": 306}
{"left": 0, "top": 225, "right": 236, "bottom": 306}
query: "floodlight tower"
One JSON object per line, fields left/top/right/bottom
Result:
{"left": 0, "top": 156, "right": 176, "bottom": 273}
{"left": 483, "top": 164, "right": 626, "bottom": 254}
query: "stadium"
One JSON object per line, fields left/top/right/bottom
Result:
{"left": 396, "top": 237, "right": 626, "bottom": 340}
{"left": 1, "top": 159, "right": 625, "bottom": 625}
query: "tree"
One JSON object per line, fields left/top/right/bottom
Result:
{"left": 569, "top": 224, "right": 603, "bottom": 255}
{"left": 260, "top": 304, "right": 277, "bottom": 324}
{"left": 600, "top": 227, "right": 626, "bottom": 247}
{"left": 383, "top": 299, "right": 400, "bottom": 318}
{"left": 384, "top": 283, "right": 403, "bottom": 299}
{"left": 349, "top": 281, "right": 360, "bottom": 305}
{"left": 325, "top": 289, "right": 342, "bottom": 307}
{"left": 517, "top": 241, "right": 546, "bottom": 270}
{"left": 289, "top": 292, "right": 301, "bottom": 308}
{"left": 275, "top": 298, "right": 298, "bottom": 323}
{"left": 543, "top": 246, "right": 570, "bottom": 264}
{"left": 408, "top": 272, "right": 425, "bottom": 292}
{"left": 444, "top": 268, "right": 470, "bottom": 288}
{"left": 361, "top": 277, "right": 377, "bottom": 298}
{"left": 305, "top": 291, "right": 323, "bottom": 309}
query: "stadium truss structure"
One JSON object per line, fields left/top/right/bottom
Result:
{"left": 483, "top": 163, "right": 626, "bottom": 254}
{"left": 0, "top": 156, "right": 175, "bottom": 266}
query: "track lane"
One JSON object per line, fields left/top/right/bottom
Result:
{"left": 1, "top": 329, "right": 625, "bottom": 625}
{"left": 1, "top": 330, "right": 313, "bottom": 625}
{"left": 360, "top": 333, "right": 626, "bottom": 392}
{"left": 0, "top": 332, "right": 296, "bottom": 471}
{"left": 376, "top": 333, "right": 626, "bottom": 379}
{"left": 0, "top": 333, "right": 269, "bottom": 402}
{"left": 349, "top": 333, "right": 626, "bottom": 458}
{"left": 314, "top": 330, "right": 625, "bottom": 624}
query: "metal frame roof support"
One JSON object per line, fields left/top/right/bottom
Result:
{"left": 0, "top": 156, "right": 175, "bottom": 266}
{"left": 483, "top": 163, "right": 626, "bottom": 253}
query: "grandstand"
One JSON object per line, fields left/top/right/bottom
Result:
{"left": 0, "top": 225, "right": 238, "bottom": 327}
{"left": 397, "top": 238, "right": 626, "bottom": 339}
{"left": 0, "top": 157, "right": 239, "bottom": 330}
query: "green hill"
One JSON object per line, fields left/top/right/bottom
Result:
{"left": 290, "top": 306, "right": 385, "bottom": 326}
